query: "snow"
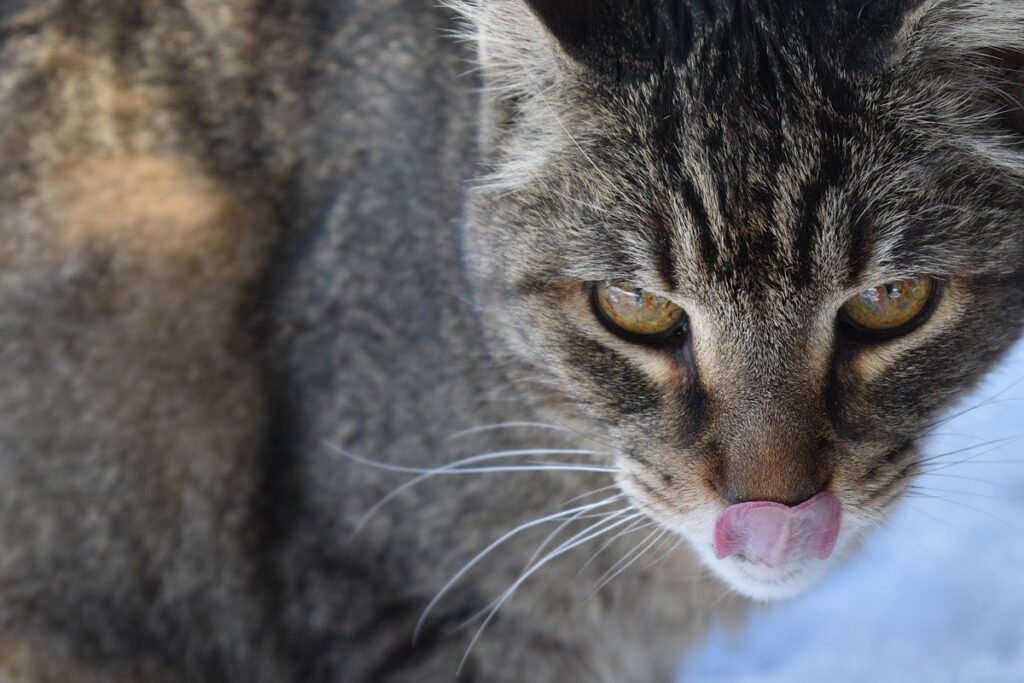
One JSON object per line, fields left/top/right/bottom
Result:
{"left": 680, "top": 339, "right": 1024, "bottom": 683}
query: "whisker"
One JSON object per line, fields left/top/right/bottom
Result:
{"left": 637, "top": 535, "right": 684, "bottom": 574}
{"left": 903, "top": 504, "right": 967, "bottom": 540}
{"left": 415, "top": 494, "right": 624, "bottom": 640}
{"left": 440, "top": 465, "right": 618, "bottom": 474}
{"left": 932, "top": 459, "right": 1024, "bottom": 467}
{"left": 336, "top": 444, "right": 616, "bottom": 535}
{"left": 585, "top": 527, "right": 665, "bottom": 601}
{"left": 504, "top": 509, "right": 641, "bottom": 609}
{"left": 330, "top": 443, "right": 613, "bottom": 476}
{"left": 697, "top": 585, "right": 739, "bottom": 622}
{"left": 503, "top": 485, "right": 629, "bottom": 585}
{"left": 449, "top": 417, "right": 618, "bottom": 453}
{"left": 917, "top": 471, "right": 1024, "bottom": 492}
{"left": 456, "top": 511, "right": 645, "bottom": 673}
{"left": 446, "top": 422, "right": 577, "bottom": 440}
{"left": 528, "top": 78, "right": 616, "bottom": 190}
{"left": 520, "top": 504, "right": 636, "bottom": 577}
{"left": 915, "top": 432, "right": 1024, "bottom": 468}
{"left": 550, "top": 189, "right": 610, "bottom": 215}
{"left": 909, "top": 484, "right": 1024, "bottom": 504}
{"left": 576, "top": 516, "right": 650, "bottom": 574}
{"left": 922, "top": 388, "right": 1024, "bottom": 436}
{"left": 906, "top": 488, "right": 1024, "bottom": 533}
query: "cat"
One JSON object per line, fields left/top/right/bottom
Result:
{"left": 0, "top": 0, "right": 1021, "bottom": 681}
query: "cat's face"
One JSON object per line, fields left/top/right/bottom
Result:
{"left": 460, "top": 0, "right": 1024, "bottom": 599}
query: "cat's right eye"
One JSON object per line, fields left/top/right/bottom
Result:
{"left": 591, "top": 282, "right": 688, "bottom": 344}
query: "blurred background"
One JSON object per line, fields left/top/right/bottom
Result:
{"left": 681, "top": 338, "right": 1024, "bottom": 682}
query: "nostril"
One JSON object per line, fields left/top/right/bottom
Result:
{"left": 713, "top": 464, "right": 831, "bottom": 508}
{"left": 708, "top": 427, "right": 833, "bottom": 507}
{"left": 716, "top": 479, "right": 827, "bottom": 508}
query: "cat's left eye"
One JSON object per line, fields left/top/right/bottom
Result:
{"left": 840, "top": 277, "right": 937, "bottom": 339}
{"left": 591, "top": 282, "right": 687, "bottom": 344}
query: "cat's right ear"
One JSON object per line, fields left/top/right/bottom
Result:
{"left": 521, "top": 0, "right": 667, "bottom": 71}
{"left": 446, "top": 0, "right": 565, "bottom": 97}
{"left": 522, "top": 0, "right": 595, "bottom": 52}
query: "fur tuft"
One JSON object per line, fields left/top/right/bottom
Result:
{"left": 443, "top": 0, "right": 566, "bottom": 97}
{"left": 897, "top": 0, "right": 1024, "bottom": 173}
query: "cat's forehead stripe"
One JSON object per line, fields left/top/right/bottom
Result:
{"left": 678, "top": 176, "right": 720, "bottom": 272}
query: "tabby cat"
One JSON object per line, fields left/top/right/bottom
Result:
{"left": 0, "top": 0, "right": 1021, "bottom": 681}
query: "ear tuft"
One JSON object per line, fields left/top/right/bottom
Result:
{"left": 443, "top": 0, "right": 564, "bottom": 96}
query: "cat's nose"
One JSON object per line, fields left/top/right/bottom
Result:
{"left": 710, "top": 423, "right": 832, "bottom": 507}
{"left": 717, "top": 477, "right": 826, "bottom": 508}
{"left": 713, "top": 492, "right": 842, "bottom": 568}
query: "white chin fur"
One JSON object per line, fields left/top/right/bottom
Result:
{"left": 691, "top": 542, "right": 834, "bottom": 601}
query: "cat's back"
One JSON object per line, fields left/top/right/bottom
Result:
{"left": 0, "top": 1, "right": 478, "bottom": 680}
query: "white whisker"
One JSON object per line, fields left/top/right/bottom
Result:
{"left": 335, "top": 443, "right": 617, "bottom": 535}
{"left": 906, "top": 488, "right": 1024, "bottom": 533}
{"left": 909, "top": 484, "right": 1023, "bottom": 504}
{"left": 515, "top": 484, "right": 629, "bottom": 574}
{"left": 330, "top": 443, "right": 612, "bottom": 475}
{"left": 456, "top": 511, "right": 645, "bottom": 673}
{"left": 637, "top": 535, "right": 684, "bottom": 574}
{"left": 576, "top": 516, "right": 651, "bottom": 575}
{"left": 585, "top": 527, "right": 664, "bottom": 601}
{"left": 526, "top": 506, "right": 637, "bottom": 578}
{"left": 415, "top": 494, "right": 624, "bottom": 640}
{"left": 916, "top": 471, "right": 1024, "bottom": 491}
{"left": 923, "top": 378, "right": 1024, "bottom": 434}
{"left": 446, "top": 421, "right": 577, "bottom": 440}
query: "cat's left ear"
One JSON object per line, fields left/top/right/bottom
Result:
{"left": 896, "top": 0, "right": 1023, "bottom": 167}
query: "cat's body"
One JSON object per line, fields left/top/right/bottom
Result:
{"left": 0, "top": 2, "right": 733, "bottom": 681}
{"left": 0, "top": 1, "right": 1021, "bottom": 682}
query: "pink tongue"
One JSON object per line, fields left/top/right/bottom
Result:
{"left": 713, "top": 492, "right": 842, "bottom": 568}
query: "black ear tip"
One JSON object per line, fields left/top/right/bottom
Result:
{"left": 523, "top": 0, "right": 664, "bottom": 71}
{"left": 520, "top": 0, "right": 697, "bottom": 73}
{"left": 523, "top": 0, "right": 598, "bottom": 56}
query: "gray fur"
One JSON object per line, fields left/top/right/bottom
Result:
{"left": 0, "top": 0, "right": 1020, "bottom": 681}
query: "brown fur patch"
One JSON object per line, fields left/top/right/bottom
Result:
{"left": 10, "top": 156, "right": 271, "bottom": 504}
{"left": 0, "top": 635, "right": 174, "bottom": 683}
{"left": 0, "top": 153, "right": 276, "bottom": 675}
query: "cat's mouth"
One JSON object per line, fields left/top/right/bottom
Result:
{"left": 688, "top": 493, "right": 849, "bottom": 601}
{"left": 618, "top": 475, "right": 858, "bottom": 601}
{"left": 713, "top": 493, "right": 842, "bottom": 568}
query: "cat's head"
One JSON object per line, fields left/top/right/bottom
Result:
{"left": 456, "top": 0, "right": 1024, "bottom": 599}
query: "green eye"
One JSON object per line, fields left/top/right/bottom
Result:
{"left": 592, "top": 282, "right": 687, "bottom": 343}
{"left": 840, "top": 277, "right": 937, "bottom": 338}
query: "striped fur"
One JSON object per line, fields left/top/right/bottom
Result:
{"left": 0, "top": 0, "right": 1020, "bottom": 680}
